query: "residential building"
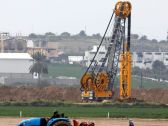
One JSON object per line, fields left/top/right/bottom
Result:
{"left": 84, "top": 45, "right": 168, "bottom": 69}
{"left": 27, "top": 40, "right": 48, "bottom": 59}
{"left": 84, "top": 45, "right": 106, "bottom": 67}
{"left": 68, "top": 56, "right": 83, "bottom": 64}
{"left": 133, "top": 52, "right": 168, "bottom": 69}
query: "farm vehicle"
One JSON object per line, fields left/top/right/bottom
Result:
{"left": 17, "top": 111, "right": 94, "bottom": 126}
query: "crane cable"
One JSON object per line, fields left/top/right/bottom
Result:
{"left": 84, "top": 10, "right": 115, "bottom": 75}
{"left": 80, "top": 10, "right": 115, "bottom": 91}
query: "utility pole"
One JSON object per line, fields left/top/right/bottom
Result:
{"left": 0, "top": 32, "right": 9, "bottom": 53}
{"left": 167, "top": 31, "right": 168, "bottom": 42}
{"left": 140, "top": 70, "right": 143, "bottom": 88}
{"left": 0, "top": 35, "right": 3, "bottom": 53}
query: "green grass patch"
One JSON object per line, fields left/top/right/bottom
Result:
{"left": 46, "top": 63, "right": 168, "bottom": 88}
{"left": 132, "top": 77, "right": 168, "bottom": 89}
{"left": 47, "top": 63, "right": 85, "bottom": 78}
{"left": 0, "top": 104, "right": 168, "bottom": 118}
{"left": 114, "top": 77, "right": 168, "bottom": 89}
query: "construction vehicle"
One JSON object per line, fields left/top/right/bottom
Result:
{"left": 17, "top": 111, "right": 94, "bottom": 126}
{"left": 80, "top": 1, "right": 132, "bottom": 101}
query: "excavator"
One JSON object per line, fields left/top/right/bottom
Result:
{"left": 80, "top": 1, "right": 132, "bottom": 101}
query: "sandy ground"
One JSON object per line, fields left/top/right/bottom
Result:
{"left": 0, "top": 117, "right": 168, "bottom": 126}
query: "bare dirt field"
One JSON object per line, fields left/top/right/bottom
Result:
{"left": 0, "top": 117, "right": 168, "bottom": 126}
{"left": 0, "top": 86, "right": 168, "bottom": 104}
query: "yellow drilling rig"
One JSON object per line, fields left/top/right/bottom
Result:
{"left": 80, "top": 1, "right": 132, "bottom": 101}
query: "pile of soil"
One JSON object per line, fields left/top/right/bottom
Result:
{"left": 0, "top": 86, "right": 168, "bottom": 104}
{"left": 0, "top": 86, "right": 81, "bottom": 102}
{"left": 132, "top": 88, "right": 168, "bottom": 104}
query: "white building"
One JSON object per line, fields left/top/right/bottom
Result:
{"left": 27, "top": 40, "right": 34, "bottom": 48}
{"left": 0, "top": 53, "right": 33, "bottom": 73}
{"left": 84, "top": 45, "right": 168, "bottom": 69}
{"left": 68, "top": 56, "right": 83, "bottom": 64}
{"left": 163, "top": 53, "right": 168, "bottom": 66}
{"left": 133, "top": 52, "right": 168, "bottom": 69}
{"left": 84, "top": 45, "right": 106, "bottom": 67}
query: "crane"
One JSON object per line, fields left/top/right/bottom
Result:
{"left": 80, "top": 1, "right": 132, "bottom": 101}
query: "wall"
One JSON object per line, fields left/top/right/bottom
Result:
{"left": 1, "top": 77, "right": 79, "bottom": 86}
{"left": 0, "top": 59, "right": 33, "bottom": 73}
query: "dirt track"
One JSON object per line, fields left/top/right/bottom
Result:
{"left": 0, "top": 117, "right": 168, "bottom": 126}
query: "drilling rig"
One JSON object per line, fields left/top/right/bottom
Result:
{"left": 80, "top": 1, "right": 132, "bottom": 101}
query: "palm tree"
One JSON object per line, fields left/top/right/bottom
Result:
{"left": 29, "top": 52, "right": 48, "bottom": 84}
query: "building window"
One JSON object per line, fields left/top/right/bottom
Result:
{"left": 155, "top": 53, "right": 161, "bottom": 55}
{"left": 99, "top": 52, "right": 105, "bottom": 54}
{"left": 90, "top": 52, "right": 96, "bottom": 54}
{"left": 137, "top": 53, "right": 143, "bottom": 57}
{"left": 137, "top": 61, "right": 142, "bottom": 63}
{"left": 145, "top": 52, "right": 152, "bottom": 55}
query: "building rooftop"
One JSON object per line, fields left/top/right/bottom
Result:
{"left": 0, "top": 53, "right": 33, "bottom": 60}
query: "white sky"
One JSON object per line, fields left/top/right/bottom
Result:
{"left": 0, "top": 0, "right": 167, "bottom": 40}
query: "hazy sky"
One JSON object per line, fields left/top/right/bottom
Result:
{"left": 0, "top": 0, "right": 167, "bottom": 40}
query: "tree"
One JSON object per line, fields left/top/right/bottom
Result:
{"left": 159, "top": 40, "right": 167, "bottom": 43}
{"left": 152, "top": 60, "right": 166, "bottom": 80}
{"left": 29, "top": 52, "right": 48, "bottom": 84}
{"left": 92, "top": 33, "right": 101, "bottom": 39}
{"left": 16, "top": 39, "right": 26, "bottom": 50}
{"left": 139, "top": 35, "right": 148, "bottom": 41}
{"left": 152, "top": 60, "right": 166, "bottom": 72}
{"left": 45, "top": 32, "right": 55, "bottom": 36}
{"left": 131, "top": 34, "right": 139, "bottom": 40}
{"left": 29, "top": 33, "right": 38, "bottom": 38}
{"left": 78, "top": 30, "right": 87, "bottom": 37}
{"left": 132, "top": 66, "right": 141, "bottom": 76}
{"left": 151, "top": 39, "right": 158, "bottom": 43}
{"left": 61, "top": 32, "right": 71, "bottom": 37}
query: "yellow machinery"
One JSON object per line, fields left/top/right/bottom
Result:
{"left": 120, "top": 47, "right": 132, "bottom": 99}
{"left": 80, "top": 1, "right": 132, "bottom": 101}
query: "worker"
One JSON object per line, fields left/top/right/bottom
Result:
{"left": 51, "top": 111, "right": 66, "bottom": 118}
{"left": 51, "top": 111, "right": 60, "bottom": 118}
{"left": 129, "top": 119, "right": 134, "bottom": 126}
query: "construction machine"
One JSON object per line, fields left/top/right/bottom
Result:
{"left": 80, "top": 1, "right": 132, "bottom": 101}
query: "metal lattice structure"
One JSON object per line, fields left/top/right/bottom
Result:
{"left": 81, "top": 1, "right": 132, "bottom": 101}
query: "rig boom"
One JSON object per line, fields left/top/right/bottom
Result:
{"left": 80, "top": 1, "right": 132, "bottom": 101}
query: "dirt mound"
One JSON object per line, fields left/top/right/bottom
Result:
{"left": 0, "top": 86, "right": 168, "bottom": 104}
{"left": 132, "top": 88, "right": 168, "bottom": 104}
{"left": 0, "top": 86, "right": 81, "bottom": 102}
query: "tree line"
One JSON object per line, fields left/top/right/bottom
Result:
{"left": 28, "top": 30, "right": 102, "bottom": 41}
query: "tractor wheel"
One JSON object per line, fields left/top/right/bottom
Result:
{"left": 50, "top": 121, "right": 72, "bottom": 126}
